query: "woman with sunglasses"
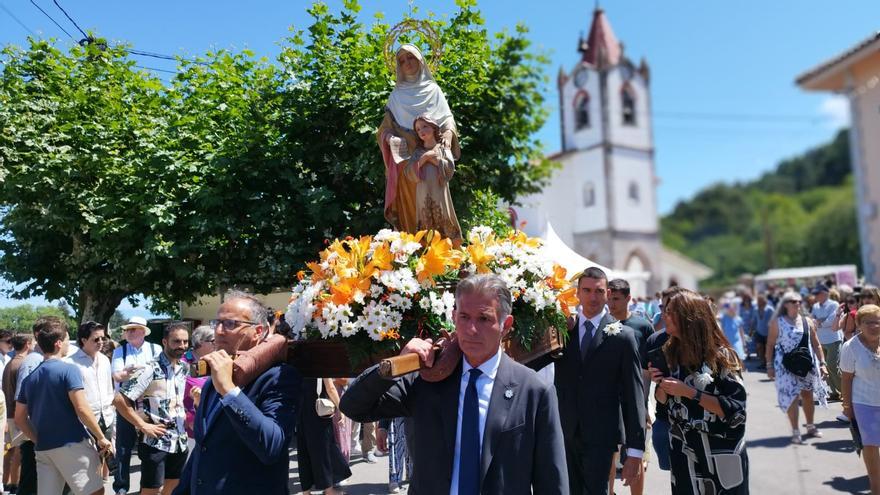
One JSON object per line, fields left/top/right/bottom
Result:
{"left": 836, "top": 286, "right": 880, "bottom": 341}
{"left": 70, "top": 322, "right": 116, "bottom": 479}
{"left": 766, "top": 291, "right": 829, "bottom": 444}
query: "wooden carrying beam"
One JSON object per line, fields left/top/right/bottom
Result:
{"left": 378, "top": 347, "right": 440, "bottom": 379}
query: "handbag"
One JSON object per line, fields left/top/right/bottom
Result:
{"left": 315, "top": 379, "right": 337, "bottom": 418}
{"left": 781, "top": 318, "right": 813, "bottom": 378}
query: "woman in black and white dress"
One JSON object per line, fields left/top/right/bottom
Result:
{"left": 766, "top": 291, "right": 829, "bottom": 444}
{"left": 650, "top": 289, "right": 749, "bottom": 495}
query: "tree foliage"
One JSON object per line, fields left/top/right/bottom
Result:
{"left": 0, "top": 303, "right": 77, "bottom": 332}
{"left": 662, "top": 129, "right": 858, "bottom": 286}
{"left": 0, "top": 0, "right": 552, "bottom": 323}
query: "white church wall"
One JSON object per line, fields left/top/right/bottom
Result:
{"left": 568, "top": 149, "right": 608, "bottom": 234}
{"left": 519, "top": 148, "right": 607, "bottom": 246}
{"left": 606, "top": 68, "right": 652, "bottom": 150}
{"left": 610, "top": 148, "right": 657, "bottom": 232}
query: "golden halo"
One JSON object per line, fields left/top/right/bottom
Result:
{"left": 383, "top": 18, "right": 443, "bottom": 75}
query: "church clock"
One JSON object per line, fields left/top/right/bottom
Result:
{"left": 574, "top": 67, "right": 589, "bottom": 88}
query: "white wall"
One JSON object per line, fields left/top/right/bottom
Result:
{"left": 606, "top": 67, "right": 652, "bottom": 150}
{"left": 519, "top": 147, "right": 607, "bottom": 245}
{"left": 611, "top": 147, "right": 657, "bottom": 232}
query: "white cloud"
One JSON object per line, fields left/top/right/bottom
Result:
{"left": 819, "top": 95, "right": 850, "bottom": 128}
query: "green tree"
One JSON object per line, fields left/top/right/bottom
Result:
{"left": 661, "top": 129, "right": 858, "bottom": 286}
{"left": 0, "top": 1, "right": 554, "bottom": 320}
{"left": 0, "top": 304, "right": 76, "bottom": 332}
{"left": 0, "top": 39, "right": 185, "bottom": 324}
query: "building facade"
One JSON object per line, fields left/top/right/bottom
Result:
{"left": 518, "top": 8, "right": 709, "bottom": 296}
{"left": 798, "top": 33, "right": 880, "bottom": 285}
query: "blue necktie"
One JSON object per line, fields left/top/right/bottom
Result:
{"left": 581, "top": 320, "right": 595, "bottom": 360}
{"left": 459, "top": 368, "right": 483, "bottom": 495}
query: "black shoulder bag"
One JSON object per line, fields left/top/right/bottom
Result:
{"left": 782, "top": 318, "right": 813, "bottom": 378}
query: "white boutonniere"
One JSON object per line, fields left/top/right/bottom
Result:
{"left": 604, "top": 322, "right": 623, "bottom": 336}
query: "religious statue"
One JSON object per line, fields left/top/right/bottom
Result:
{"left": 378, "top": 44, "right": 461, "bottom": 239}
{"left": 403, "top": 114, "right": 462, "bottom": 242}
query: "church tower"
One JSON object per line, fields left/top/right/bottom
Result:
{"left": 531, "top": 8, "right": 662, "bottom": 295}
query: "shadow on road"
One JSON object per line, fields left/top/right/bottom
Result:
{"left": 822, "top": 474, "right": 870, "bottom": 494}
{"left": 814, "top": 419, "right": 849, "bottom": 430}
{"left": 813, "top": 439, "right": 857, "bottom": 454}
{"left": 746, "top": 436, "right": 792, "bottom": 449}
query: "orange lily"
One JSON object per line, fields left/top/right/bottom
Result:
{"left": 367, "top": 242, "right": 394, "bottom": 274}
{"left": 416, "top": 233, "right": 463, "bottom": 286}
{"left": 466, "top": 241, "right": 494, "bottom": 274}
{"left": 546, "top": 264, "right": 571, "bottom": 290}
{"left": 556, "top": 287, "right": 579, "bottom": 317}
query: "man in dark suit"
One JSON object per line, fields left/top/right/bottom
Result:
{"left": 341, "top": 274, "right": 568, "bottom": 494}
{"left": 173, "top": 291, "right": 301, "bottom": 494}
{"left": 555, "top": 267, "right": 646, "bottom": 495}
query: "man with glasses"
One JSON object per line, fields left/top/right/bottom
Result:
{"left": 174, "top": 290, "right": 301, "bottom": 494}
{"left": 110, "top": 316, "right": 162, "bottom": 495}
{"left": 114, "top": 323, "right": 190, "bottom": 495}
{"left": 70, "top": 322, "right": 116, "bottom": 480}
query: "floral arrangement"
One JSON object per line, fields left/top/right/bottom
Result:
{"left": 285, "top": 226, "right": 578, "bottom": 361}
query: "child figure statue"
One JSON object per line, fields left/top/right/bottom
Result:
{"left": 403, "top": 115, "right": 462, "bottom": 243}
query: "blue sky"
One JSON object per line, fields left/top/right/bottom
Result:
{"left": 0, "top": 0, "right": 875, "bottom": 312}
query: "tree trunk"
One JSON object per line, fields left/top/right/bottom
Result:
{"left": 78, "top": 290, "right": 128, "bottom": 327}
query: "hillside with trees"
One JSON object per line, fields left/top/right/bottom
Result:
{"left": 662, "top": 129, "right": 859, "bottom": 287}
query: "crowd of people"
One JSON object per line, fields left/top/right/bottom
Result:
{"left": 0, "top": 272, "right": 874, "bottom": 494}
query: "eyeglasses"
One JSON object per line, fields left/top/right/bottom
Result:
{"left": 787, "top": 300, "right": 802, "bottom": 305}
{"left": 90, "top": 337, "right": 109, "bottom": 343}
{"left": 209, "top": 319, "right": 257, "bottom": 331}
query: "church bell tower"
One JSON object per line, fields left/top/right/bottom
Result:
{"left": 555, "top": 8, "right": 662, "bottom": 295}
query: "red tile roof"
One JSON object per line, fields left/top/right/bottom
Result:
{"left": 581, "top": 8, "right": 621, "bottom": 68}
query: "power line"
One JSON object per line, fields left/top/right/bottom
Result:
{"left": 29, "top": 0, "right": 74, "bottom": 40}
{"left": 134, "top": 65, "right": 178, "bottom": 75}
{"left": 128, "top": 49, "right": 178, "bottom": 62}
{"left": 0, "top": 3, "right": 35, "bottom": 35}
{"left": 51, "top": 0, "right": 86, "bottom": 40}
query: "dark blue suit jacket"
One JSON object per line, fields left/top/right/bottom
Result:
{"left": 173, "top": 363, "right": 301, "bottom": 494}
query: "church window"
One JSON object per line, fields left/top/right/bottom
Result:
{"left": 621, "top": 85, "right": 637, "bottom": 126}
{"left": 628, "top": 181, "right": 640, "bottom": 202}
{"left": 583, "top": 181, "right": 596, "bottom": 207}
{"left": 574, "top": 91, "right": 590, "bottom": 130}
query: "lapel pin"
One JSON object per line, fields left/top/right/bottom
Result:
{"left": 504, "top": 388, "right": 514, "bottom": 399}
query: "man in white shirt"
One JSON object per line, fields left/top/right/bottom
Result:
{"left": 110, "top": 316, "right": 161, "bottom": 495}
{"left": 554, "top": 267, "right": 646, "bottom": 495}
{"left": 342, "top": 274, "right": 568, "bottom": 494}
{"left": 811, "top": 285, "right": 843, "bottom": 400}
{"left": 70, "top": 323, "right": 116, "bottom": 449}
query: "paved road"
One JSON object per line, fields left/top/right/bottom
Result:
{"left": 107, "top": 360, "right": 871, "bottom": 494}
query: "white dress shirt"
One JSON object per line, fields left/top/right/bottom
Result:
{"left": 577, "top": 306, "right": 644, "bottom": 460}
{"left": 578, "top": 306, "right": 607, "bottom": 345}
{"left": 70, "top": 349, "right": 116, "bottom": 425}
{"left": 449, "top": 347, "right": 503, "bottom": 495}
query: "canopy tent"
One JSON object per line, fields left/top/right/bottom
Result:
{"left": 535, "top": 221, "right": 650, "bottom": 286}
{"left": 753, "top": 264, "right": 858, "bottom": 292}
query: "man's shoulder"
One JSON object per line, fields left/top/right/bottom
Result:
{"left": 500, "top": 356, "right": 551, "bottom": 393}
{"left": 622, "top": 316, "right": 653, "bottom": 333}
{"left": 646, "top": 330, "right": 668, "bottom": 349}
{"left": 248, "top": 362, "right": 301, "bottom": 395}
